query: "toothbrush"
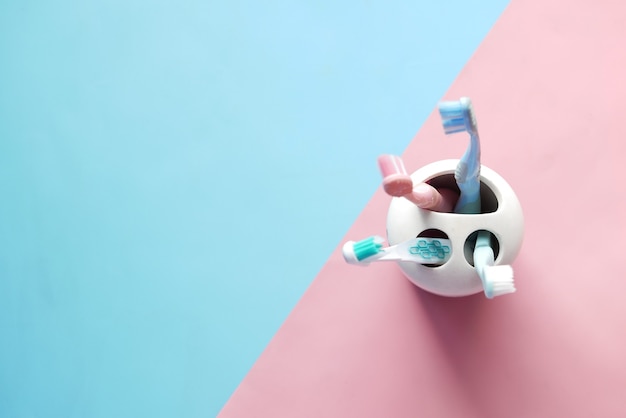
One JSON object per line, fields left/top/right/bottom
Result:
{"left": 438, "top": 97, "right": 515, "bottom": 298}
{"left": 438, "top": 97, "right": 482, "bottom": 215}
{"left": 377, "top": 154, "right": 456, "bottom": 212}
{"left": 473, "top": 235, "right": 515, "bottom": 299}
{"left": 343, "top": 235, "right": 452, "bottom": 266}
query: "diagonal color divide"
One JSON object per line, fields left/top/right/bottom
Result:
{"left": 219, "top": 0, "right": 626, "bottom": 416}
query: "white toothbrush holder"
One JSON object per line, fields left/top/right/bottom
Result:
{"left": 386, "top": 159, "right": 524, "bottom": 297}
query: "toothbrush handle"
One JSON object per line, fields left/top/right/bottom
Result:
{"left": 406, "top": 185, "right": 457, "bottom": 213}
{"left": 454, "top": 181, "right": 481, "bottom": 214}
{"left": 379, "top": 237, "right": 452, "bottom": 265}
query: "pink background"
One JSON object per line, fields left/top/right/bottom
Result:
{"left": 220, "top": 0, "right": 626, "bottom": 416}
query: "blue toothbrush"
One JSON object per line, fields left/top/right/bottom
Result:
{"left": 438, "top": 97, "right": 515, "bottom": 298}
{"left": 438, "top": 97, "right": 482, "bottom": 215}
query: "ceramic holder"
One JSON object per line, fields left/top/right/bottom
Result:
{"left": 386, "top": 159, "right": 524, "bottom": 297}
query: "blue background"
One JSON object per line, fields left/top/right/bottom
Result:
{"left": 0, "top": 1, "right": 509, "bottom": 416}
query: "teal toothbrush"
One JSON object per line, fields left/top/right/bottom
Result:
{"left": 342, "top": 235, "right": 452, "bottom": 267}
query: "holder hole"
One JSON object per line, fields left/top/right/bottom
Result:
{"left": 463, "top": 230, "right": 500, "bottom": 267}
{"left": 416, "top": 229, "right": 450, "bottom": 268}
{"left": 427, "top": 174, "right": 498, "bottom": 213}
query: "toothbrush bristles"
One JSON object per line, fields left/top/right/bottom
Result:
{"left": 438, "top": 101, "right": 465, "bottom": 117}
{"left": 352, "top": 236, "right": 384, "bottom": 261}
{"left": 485, "top": 265, "right": 516, "bottom": 297}
{"left": 438, "top": 97, "right": 478, "bottom": 134}
{"left": 442, "top": 118, "right": 468, "bottom": 134}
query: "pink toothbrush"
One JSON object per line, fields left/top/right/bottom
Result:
{"left": 377, "top": 154, "right": 456, "bottom": 213}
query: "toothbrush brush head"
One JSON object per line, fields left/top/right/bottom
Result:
{"left": 378, "top": 154, "right": 413, "bottom": 196}
{"left": 438, "top": 97, "right": 477, "bottom": 135}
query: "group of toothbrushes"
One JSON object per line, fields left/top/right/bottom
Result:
{"left": 342, "top": 97, "right": 515, "bottom": 299}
